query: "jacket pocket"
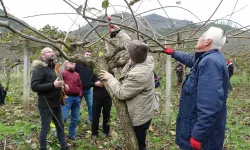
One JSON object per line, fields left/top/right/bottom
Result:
{"left": 183, "top": 72, "right": 197, "bottom": 94}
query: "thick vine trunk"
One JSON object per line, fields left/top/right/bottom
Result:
{"left": 111, "top": 97, "right": 139, "bottom": 150}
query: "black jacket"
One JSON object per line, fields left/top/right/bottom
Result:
{"left": 90, "top": 73, "right": 112, "bottom": 100}
{"left": 75, "top": 63, "right": 93, "bottom": 90}
{"left": 0, "top": 82, "right": 6, "bottom": 106}
{"left": 31, "top": 60, "right": 61, "bottom": 108}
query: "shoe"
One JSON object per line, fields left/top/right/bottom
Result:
{"left": 67, "top": 135, "right": 75, "bottom": 141}
{"left": 104, "top": 132, "right": 112, "bottom": 138}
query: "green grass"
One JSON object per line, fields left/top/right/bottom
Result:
{"left": 0, "top": 73, "right": 249, "bottom": 149}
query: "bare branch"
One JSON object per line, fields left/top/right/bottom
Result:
{"left": 0, "top": 21, "right": 70, "bottom": 59}
{"left": 185, "top": 0, "right": 224, "bottom": 39}
{"left": 120, "top": 5, "right": 202, "bottom": 23}
{"left": 84, "top": 32, "right": 109, "bottom": 48}
{"left": 67, "top": 0, "right": 80, "bottom": 7}
{"left": 230, "top": 28, "right": 250, "bottom": 36}
{"left": 65, "top": 14, "right": 81, "bottom": 29}
{"left": 156, "top": 0, "right": 177, "bottom": 30}
{"left": 114, "top": 5, "right": 162, "bottom": 39}
{"left": 69, "top": 40, "right": 90, "bottom": 51}
{"left": 62, "top": 14, "right": 80, "bottom": 51}
{"left": 83, "top": 0, "right": 88, "bottom": 16}
{"left": 124, "top": 0, "right": 139, "bottom": 39}
{"left": 227, "top": 0, "right": 238, "bottom": 26}
{"left": 81, "top": 24, "right": 100, "bottom": 41}
{"left": 0, "top": 0, "right": 8, "bottom": 16}
{"left": 0, "top": 15, "right": 71, "bottom": 51}
{"left": 164, "top": 5, "right": 247, "bottom": 37}
{"left": 226, "top": 25, "right": 250, "bottom": 34}
{"left": 23, "top": 13, "right": 77, "bottom": 18}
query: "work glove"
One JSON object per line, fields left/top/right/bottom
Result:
{"left": 107, "top": 16, "right": 120, "bottom": 38}
{"left": 190, "top": 137, "right": 201, "bottom": 150}
{"left": 162, "top": 47, "right": 174, "bottom": 55}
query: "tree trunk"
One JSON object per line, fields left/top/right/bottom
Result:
{"left": 92, "top": 59, "right": 139, "bottom": 150}
{"left": 112, "top": 96, "right": 139, "bottom": 150}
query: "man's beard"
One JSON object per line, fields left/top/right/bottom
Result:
{"left": 45, "top": 55, "right": 55, "bottom": 63}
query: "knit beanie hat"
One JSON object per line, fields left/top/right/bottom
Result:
{"left": 127, "top": 40, "right": 149, "bottom": 63}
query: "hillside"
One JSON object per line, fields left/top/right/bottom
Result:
{"left": 71, "top": 13, "right": 250, "bottom": 50}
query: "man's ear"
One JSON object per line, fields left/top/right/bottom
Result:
{"left": 205, "top": 39, "right": 212, "bottom": 46}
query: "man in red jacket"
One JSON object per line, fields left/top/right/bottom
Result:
{"left": 61, "top": 61, "right": 82, "bottom": 140}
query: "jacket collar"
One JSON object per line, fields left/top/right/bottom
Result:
{"left": 196, "top": 49, "right": 219, "bottom": 60}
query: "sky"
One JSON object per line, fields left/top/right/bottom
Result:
{"left": 3, "top": 0, "right": 250, "bottom": 31}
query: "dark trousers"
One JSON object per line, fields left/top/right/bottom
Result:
{"left": 38, "top": 107, "right": 68, "bottom": 150}
{"left": 134, "top": 119, "right": 151, "bottom": 150}
{"left": 91, "top": 98, "right": 112, "bottom": 135}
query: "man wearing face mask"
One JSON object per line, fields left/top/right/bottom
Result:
{"left": 31, "top": 47, "right": 69, "bottom": 150}
{"left": 61, "top": 61, "right": 82, "bottom": 140}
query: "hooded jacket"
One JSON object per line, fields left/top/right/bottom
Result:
{"left": 31, "top": 60, "right": 61, "bottom": 108}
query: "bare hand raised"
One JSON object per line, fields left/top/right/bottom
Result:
{"left": 95, "top": 81, "right": 103, "bottom": 87}
{"left": 54, "top": 78, "right": 63, "bottom": 88}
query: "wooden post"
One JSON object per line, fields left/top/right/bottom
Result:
{"left": 23, "top": 44, "right": 30, "bottom": 106}
{"left": 165, "top": 39, "right": 171, "bottom": 125}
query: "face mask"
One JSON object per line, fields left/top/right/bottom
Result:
{"left": 69, "top": 68, "right": 74, "bottom": 72}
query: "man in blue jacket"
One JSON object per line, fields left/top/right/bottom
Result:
{"left": 163, "top": 27, "right": 229, "bottom": 150}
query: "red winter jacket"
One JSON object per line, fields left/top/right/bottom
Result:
{"left": 61, "top": 70, "right": 82, "bottom": 97}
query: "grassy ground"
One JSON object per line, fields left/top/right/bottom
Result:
{"left": 0, "top": 74, "right": 249, "bottom": 150}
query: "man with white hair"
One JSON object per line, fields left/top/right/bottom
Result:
{"left": 163, "top": 27, "right": 229, "bottom": 150}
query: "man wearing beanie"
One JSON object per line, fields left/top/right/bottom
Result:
{"left": 100, "top": 25, "right": 155, "bottom": 150}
